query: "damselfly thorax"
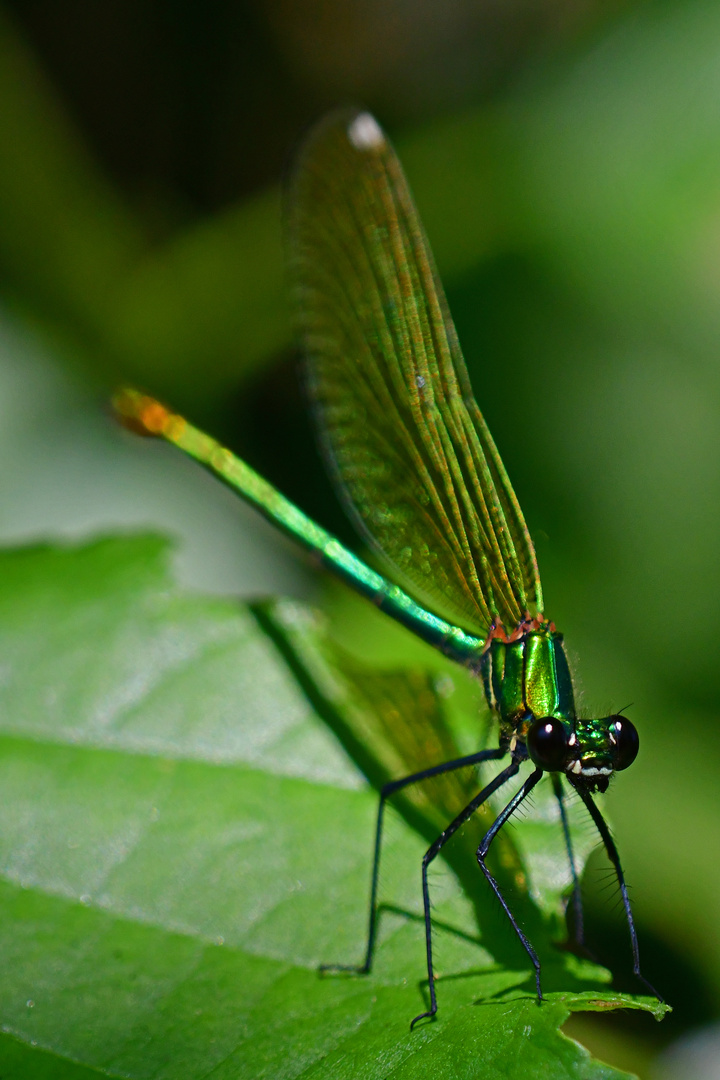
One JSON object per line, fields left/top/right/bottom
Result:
{"left": 480, "top": 616, "right": 638, "bottom": 793}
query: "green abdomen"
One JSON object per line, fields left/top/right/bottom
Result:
{"left": 480, "top": 624, "right": 575, "bottom": 732}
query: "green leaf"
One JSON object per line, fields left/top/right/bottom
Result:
{"left": 0, "top": 536, "right": 665, "bottom": 1077}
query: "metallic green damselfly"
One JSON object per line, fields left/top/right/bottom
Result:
{"left": 115, "top": 109, "right": 660, "bottom": 1026}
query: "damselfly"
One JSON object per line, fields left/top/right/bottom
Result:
{"left": 114, "top": 109, "right": 660, "bottom": 1027}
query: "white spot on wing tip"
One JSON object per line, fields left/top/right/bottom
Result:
{"left": 348, "top": 113, "right": 385, "bottom": 151}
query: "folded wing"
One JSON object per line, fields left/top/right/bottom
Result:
{"left": 287, "top": 110, "right": 542, "bottom": 638}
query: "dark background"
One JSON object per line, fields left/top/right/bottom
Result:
{"left": 0, "top": 2, "right": 719, "bottom": 1075}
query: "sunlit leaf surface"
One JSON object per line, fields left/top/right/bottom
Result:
{"left": 0, "top": 537, "right": 664, "bottom": 1077}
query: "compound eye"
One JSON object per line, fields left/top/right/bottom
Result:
{"left": 610, "top": 715, "right": 639, "bottom": 771}
{"left": 527, "top": 717, "right": 568, "bottom": 772}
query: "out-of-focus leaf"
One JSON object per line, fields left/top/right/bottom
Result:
{"left": 0, "top": 10, "right": 141, "bottom": 359}
{"left": 0, "top": 13, "right": 503, "bottom": 406}
{"left": 108, "top": 186, "right": 288, "bottom": 401}
{"left": 6, "top": 0, "right": 720, "bottom": 415}
{"left": 508, "top": 0, "right": 720, "bottom": 341}
{"left": 0, "top": 535, "right": 665, "bottom": 1076}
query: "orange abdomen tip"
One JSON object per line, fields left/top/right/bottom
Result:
{"left": 113, "top": 388, "right": 171, "bottom": 438}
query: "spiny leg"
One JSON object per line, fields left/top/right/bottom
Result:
{"left": 411, "top": 757, "right": 521, "bottom": 1029}
{"left": 551, "top": 772, "right": 584, "bottom": 947}
{"left": 475, "top": 767, "right": 545, "bottom": 999}
{"left": 321, "top": 747, "right": 506, "bottom": 977}
{"left": 573, "top": 783, "right": 663, "bottom": 1002}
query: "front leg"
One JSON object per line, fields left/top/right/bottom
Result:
{"left": 476, "top": 767, "right": 545, "bottom": 998}
{"left": 551, "top": 772, "right": 585, "bottom": 947}
{"left": 573, "top": 782, "right": 663, "bottom": 1001}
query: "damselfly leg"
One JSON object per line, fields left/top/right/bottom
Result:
{"left": 320, "top": 747, "right": 506, "bottom": 980}
{"left": 552, "top": 772, "right": 585, "bottom": 947}
{"left": 573, "top": 783, "right": 662, "bottom": 1001}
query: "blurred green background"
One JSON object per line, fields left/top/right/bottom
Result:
{"left": 1, "top": 0, "right": 719, "bottom": 1075}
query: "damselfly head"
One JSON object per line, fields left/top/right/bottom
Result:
{"left": 526, "top": 713, "right": 639, "bottom": 793}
